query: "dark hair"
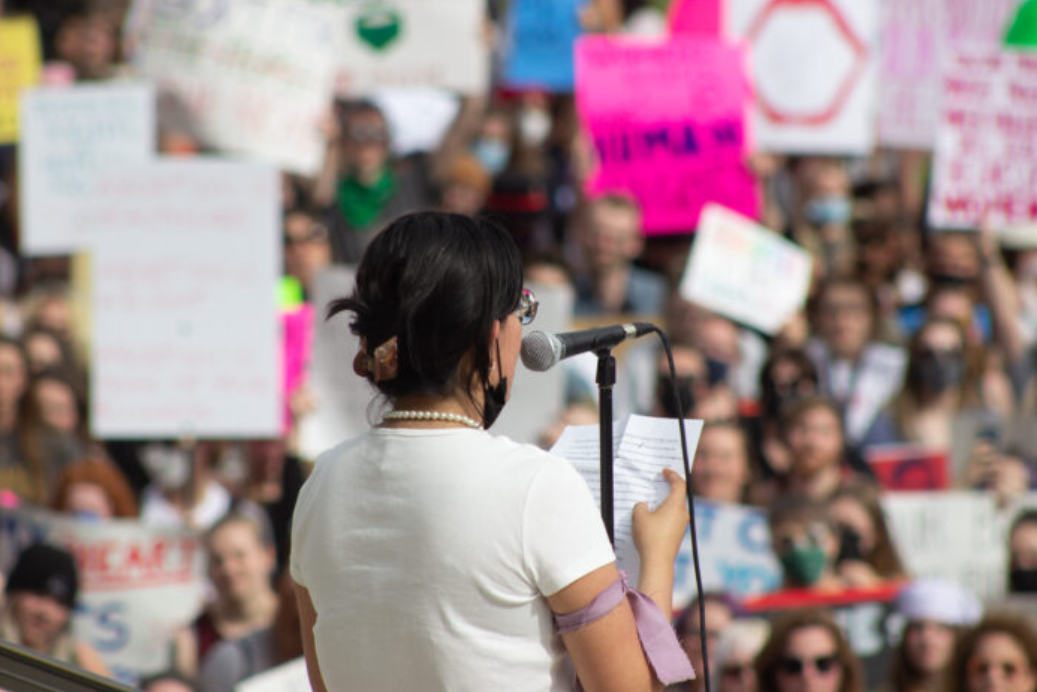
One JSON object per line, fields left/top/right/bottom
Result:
{"left": 829, "top": 479, "right": 907, "bottom": 580}
{"left": 755, "top": 609, "right": 863, "bottom": 692}
{"left": 327, "top": 212, "right": 523, "bottom": 411}
{"left": 942, "top": 612, "right": 1037, "bottom": 692}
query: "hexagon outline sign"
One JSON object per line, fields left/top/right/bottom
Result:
{"left": 746, "top": 0, "right": 868, "bottom": 126}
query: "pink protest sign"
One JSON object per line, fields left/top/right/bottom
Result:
{"left": 928, "top": 50, "right": 1037, "bottom": 230}
{"left": 282, "top": 303, "right": 314, "bottom": 433}
{"left": 668, "top": 0, "right": 723, "bottom": 36}
{"left": 575, "top": 36, "right": 759, "bottom": 234}
{"left": 877, "top": 0, "right": 943, "bottom": 148}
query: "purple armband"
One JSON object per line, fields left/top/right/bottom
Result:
{"left": 553, "top": 571, "right": 696, "bottom": 686}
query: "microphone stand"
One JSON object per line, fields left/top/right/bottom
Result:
{"left": 595, "top": 349, "right": 616, "bottom": 546}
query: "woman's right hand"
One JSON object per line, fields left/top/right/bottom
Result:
{"left": 632, "top": 469, "right": 690, "bottom": 567}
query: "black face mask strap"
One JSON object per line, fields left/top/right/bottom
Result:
{"left": 481, "top": 339, "right": 508, "bottom": 429}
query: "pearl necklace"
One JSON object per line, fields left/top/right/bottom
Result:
{"left": 383, "top": 410, "right": 482, "bottom": 429}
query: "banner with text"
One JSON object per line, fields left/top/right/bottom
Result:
{"left": 336, "top": 0, "right": 488, "bottom": 96}
{"left": 928, "top": 49, "right": 1037, "bottom": 230}
{"left": 0, "top": 17, "right": 41, "bottom": 144}
{"left": 86, "top": 161, "right": 281, "bottom": 439}
{"left": 502, "top": 0, "right": 585, "bottom": 92}
{"left": 19, "top": 83, "right": 155, "bottom": 254}
{"left": 679, "top": 203, "right": 812, "bottom": 334}
{"left": 0, "top": 507, "right": 205, "bottom": 685}
{"left": 576, "top": 36, "right": 758, "bottom": 234}
{"left": 877, "top": 0, "right": 943, "bottom": 148}
{"left": 128, "top": 0, "right": 344, "bottom": 175}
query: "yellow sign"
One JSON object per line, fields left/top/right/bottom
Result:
{"left": 0, "top": 16, "right": 42, "bottom": 144}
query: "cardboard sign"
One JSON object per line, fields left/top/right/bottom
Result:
{"left": 18, "top": 83, "right": 155, "bottom": 254}
{"left": 0, "top": 507, "right": 205, "bottom": 685}
{"left": 86, "top": 161, "right": 281, "bottom": 439}
{"left": 128, "top": 0, "right": 344, "bottom": 175}
{"left": 502, "top": 0, "right": 585, "bottom": 92}
{"left": 882, "top": 492, "right": 1006, "bottom": 600}
{"left": 725, "top": 0, "right": 880, "bottom": 154}
{"left": 0, "top": 17, "right": 42, "bottom": 144}
{"left": 575, "top": 36, "right": 758, "bottom": 234}
{"left": 335, "top": 0, "right": 488, "bottom": 96}
{"left": 865, "top": 444, "right": 950, "bottom": 492}
{"left": 679, "top": 203, "right": 812, "bottom": 334}
{"left": 928, "top": 49, "right": 1037, "bottom": 230}
{"left": 673, "top": 500, "right": 782, "bottom": 606}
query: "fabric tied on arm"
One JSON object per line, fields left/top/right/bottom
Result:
{"left": 553, "top": 571, "right": 695, "bottom": 686}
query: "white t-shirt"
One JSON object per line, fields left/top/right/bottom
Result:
{"left": 290, "top": 427, "right": 615, "bottom": 692}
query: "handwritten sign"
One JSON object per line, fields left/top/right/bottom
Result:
{"left": 882, "top": 492, "right": 1006, "bottom": 600}
{"left": 865, "top": 444, "right": 950, "bottom": 492}
{"left": 945, "top": 0, "right": 1023, "bottom": 49}
{"left": 725, "top": 0, "right": 880, "bottom": 154}
{"left": 0, "top": 17, "right": 41, "bottom": 144}
{"left": 84, "top": 161, "right": 281, "bottom": 439}
{"left": 674, "top": 500, "right": 781, "bottom": 606}
{"left": 576, "top": 36, "right": 758, "bottom": 234}
{"left": 928, "top": 50, "right": 1037, "bottom": 230}
{"left": 18, "top": 83, "right": 155, "bottom": 254}
{"left": 502, "top": 0, "right": 585, "bottom": 92}
{"left": 336, "top": 0, "right": 488, "bottom": 96}
{"left": 128, "top": 0, "right": 343, "bottom": 175}
{"left": 679, "top": 203, "right": 812, "bottom": 334}
{"left": 0, "top": 507, "right": 205, "bottom": 685}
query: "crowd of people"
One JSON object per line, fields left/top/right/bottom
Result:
{"left": 1, "top": 0, "right": 1037, "bottom": 690}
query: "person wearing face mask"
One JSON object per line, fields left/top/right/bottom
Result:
{"left": 765, "top": 497, "right": 845, "bottom": 593}
{"left": 291, "top": 213, "right": 695, "bottom": 692}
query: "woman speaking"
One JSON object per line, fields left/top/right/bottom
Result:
{"left": 291, "top": 212, "right": 693, "bottom": 691}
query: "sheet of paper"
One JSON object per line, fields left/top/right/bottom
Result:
{"left": 551, "top": 414, "right": 703, "bottom": 580}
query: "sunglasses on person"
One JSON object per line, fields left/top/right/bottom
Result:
{"left": 777, "top": 654, "right": 841, "bottom": 676}
{"left": 284, "top": 223, "right": 329, "bottom": 246}
{"left": 515, "top": 287, "right": 538, "bottom": 326}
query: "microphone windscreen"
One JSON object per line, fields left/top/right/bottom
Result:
{"left": 520, "top": 331, "right": 560, "bottom": 372}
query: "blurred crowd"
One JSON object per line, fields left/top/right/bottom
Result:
{"left": 2, "top": 0, "right": 1037, "bottom": 691}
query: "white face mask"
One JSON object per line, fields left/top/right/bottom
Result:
{"left": 141, "top": 444, "right": 191, "bottom": 491}
{"left": 519, "top": 109, "right": 552, "bottom": 147}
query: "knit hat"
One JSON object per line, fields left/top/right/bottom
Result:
{"left": 5, "top": 543, "right": 79, "bottom": 609}
{"left": 894, "top": 578, "right": 982, "bottom": 627}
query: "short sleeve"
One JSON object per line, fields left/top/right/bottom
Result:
{"left": 289, "top": 467, "right": 316, "bottom": 588}
{"left": 522, "top": 458, "right": 615, "bottom": 597}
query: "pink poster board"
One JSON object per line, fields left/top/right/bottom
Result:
{"left": 928, "top": 49, "right": 1037, "bottom": 230}
{"left": 668, "top": 0, "right": 724, "bottom": 36}
{"left": 575, "top": 36, "right": 759, "bottom": 234}
{"left": 282, "top": 303, "right": 314, "bottom": 433}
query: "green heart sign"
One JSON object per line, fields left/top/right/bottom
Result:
{"left": 356, "top": 8, "right": 403, "bottom": 51}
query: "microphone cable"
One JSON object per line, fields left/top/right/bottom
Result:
{"left": 645, "top": 324, "right": 712, "bottom": 692}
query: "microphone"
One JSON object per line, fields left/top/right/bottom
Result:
{"left": 521, "top": 323, "right": 655, "bottom": 372}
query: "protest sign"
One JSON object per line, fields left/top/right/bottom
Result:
{"left": 668, "top": 0, "right": 724, "bottom": 35}
{"left": 502, "top": 0, "right": 585, "bottom": 92}
{"left": 945, "top": 0, "right": 1023, "bottom": 49}
{"left": 679, "top": 203, "right": 812, "bottom": 335}
{"left": 84, "top": 161, "right": 281, "bottom": 439}
{"left": 865, "top": 444, "right": 950, "bottom": 492}
{"left": 673, "top": 500, "right": 781, "bottom": 606}
{"left": 18, "top": 83, "right": 155, "bottom": 255}
{"left": 335, "top": 0, "right": 488, "bottom": 96}
{"left": 0, "top": 16, "right": 41, "bottom": 144}
{"left": 725, "top": 0, "right": 880, "bottom": 154}
{"left": 0, "top": 507, "right": 205, "bottom": 685}
{"left": 575, "top": 36, "right": 758, "bottom": 234}
{"left": 282, "top": 304, "right": 315, "bottom": 435}
{"left": 237, "top": 658, "right": 311, "bottom": 692}
{"left": 297, "top": 267, "right": 368, "bottom": 461}
{"left": 744, "top": 586, "right": 903, "bottom": 690}
{"left": 928, "top": 49, "right": 1037, "bottom": 230}
{"left": 883, "top": 492, "right": 1006, "bottom": 600}
{"left": 128, "top": 0, "right": 344, "bottom": 175}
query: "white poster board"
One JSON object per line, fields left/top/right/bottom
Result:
{"left": 0, "top": 507, "right": 205, "bottom": 685}
{"left": 680, "top": 203, "right": 812, "bottom": 335}
{"left": 882, "top": 492, "right": 1006, "bottom": 600}
{"left": 335, "top": 0, "right": 488, "bottom": 96}
{"left": 18, "top": 83, "right": 155, "bottom": 254}
{"left": 726, "top": 0, "right": 880, "bottom": 154}
{"left": 673, "top": 500, "right": 781, "bottom": 607}
{"left": 928, "top": 49, "right": 1037, "bottom": 231}
{"left": 128, "top": 0, "right": 344, "bottom": 175}
{"left": 87, "top": 161, "right": 281, "bottom": 439}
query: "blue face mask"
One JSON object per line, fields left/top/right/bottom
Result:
{"left": 805, "top": 196, "right": 852, "bottom": 226}
{"left": 705, "top": 357, "right": 730, "bottom": 387}
{"left": 472, "top": 139, "right": 510, "bottom": 176}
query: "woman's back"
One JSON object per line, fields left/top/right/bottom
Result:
{"left": 291, "top": 427, "right": 614, "bottom": 691}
